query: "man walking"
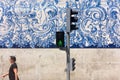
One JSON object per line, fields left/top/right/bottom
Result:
{"left": 0, "top": 56, "right": 19, "bottom": 80}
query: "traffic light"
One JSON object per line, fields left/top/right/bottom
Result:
{"left": 67, "top": 8, "right": 79, "bottom": 32}
{"left": 70, "top": 58, "right": 76, "bottom": 71}
{"left": 56, "top": 32, "right": 64, "bottom": 48}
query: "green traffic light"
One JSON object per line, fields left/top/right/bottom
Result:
{"left": 58, "top": 40, "right": 63, "bottom": 47}
{"left": 56, "top": 32, "right": 64, "bottom": 48}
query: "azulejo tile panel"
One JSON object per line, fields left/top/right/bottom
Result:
{"left": 0, "top": 0, "right": 119, "bottom": 48}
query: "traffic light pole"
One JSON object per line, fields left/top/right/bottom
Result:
{"left": 66, "top": 8, "right": 71, "bottom": 80}
{"left": 66, "top": 32, "right": 70, "bottom": 80}
{"left": 66, "top": 8, "right": 78, "bottom": 80}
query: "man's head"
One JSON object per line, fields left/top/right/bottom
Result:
{"left": 10, "top": 56, "right": 16, "bottom": 63}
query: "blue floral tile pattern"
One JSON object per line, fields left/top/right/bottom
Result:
{"left": 0, "top": 0, "right": 119, "bottom": 48}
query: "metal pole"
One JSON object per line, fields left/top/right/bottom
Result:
{"left": 66, "top": 32, "right": 70, "bottom": 80}
{"left": 66, "top": 7, "right": 71, "bottom": 80}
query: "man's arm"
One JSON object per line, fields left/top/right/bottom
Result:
{"left": 0, "top": 72, "right": 9, "bottom": 78}
{"left": 13, "top": 68, "right": 18, "bottom": 80}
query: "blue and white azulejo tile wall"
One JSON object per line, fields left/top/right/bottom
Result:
{"left": 0, "top": 0, "right": 119, "bottom": 48}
